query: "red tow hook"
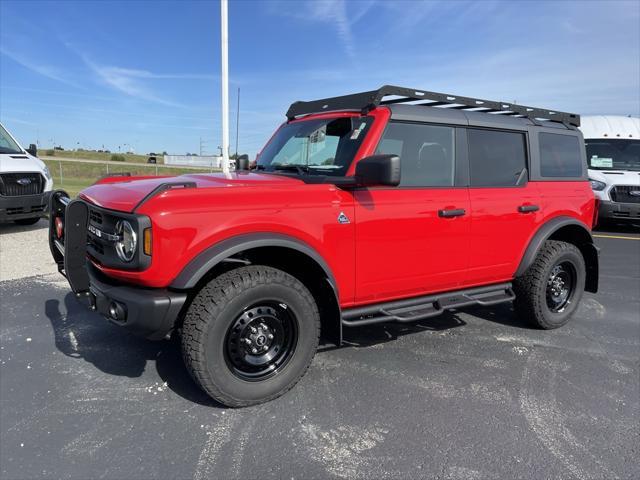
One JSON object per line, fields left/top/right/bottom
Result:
{"left": 55, "top": 217, "right": 64, "bottom": 239}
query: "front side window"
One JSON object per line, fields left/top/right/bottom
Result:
{"left": 585, "top": 139, "right": 640, "bottom": 172}
{"left": 468, "top": 129, "right": 527, "bottom": 187}
{"left": 256, "top": 117, "right": 372, "bottom": 176}
{"left": 539, "top": 133, "right": 584, "bottom": 177}
{"left": 376, "top": 122, "right": 455, "bottom": 187}
{"left": 0, "top": 124, "right": 23, "bottom": 155}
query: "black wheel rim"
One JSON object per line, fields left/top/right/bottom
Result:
{"left": 546, "top": 261, "right": 576, "bottom": 313}
{"left": 224, "top": 302, "right": 298, "bottom": 381}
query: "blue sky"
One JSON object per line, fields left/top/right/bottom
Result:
{"left": 1, "top": 0, "right": 639, "bottom": 157}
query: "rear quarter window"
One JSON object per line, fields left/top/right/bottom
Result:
{"left": 539, "top": 133, "right": 583, "bottom": 177}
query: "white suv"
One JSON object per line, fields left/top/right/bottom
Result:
{"left": 0, "top": 122, "right": 54, "bottom": 225}
{"left": 580, "top": 115, "right": 640, "bottom": 225}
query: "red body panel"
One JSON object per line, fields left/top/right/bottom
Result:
{"left": 83, "top": 107, "right": 596, "bottom": 310}
{"left": 353, "top": 188, "right": 471, "bottom": 304}
{"left": 466, "top": 183, "right": 542, "bottom": 286}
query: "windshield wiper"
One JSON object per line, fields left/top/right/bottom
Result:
{"left": 271, "top": 164, "right": 309, "bottom": 175}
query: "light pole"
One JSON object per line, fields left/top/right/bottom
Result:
{"left": 220, "top": 0, "right": 230, "bottom": 174}
{"left": 235, "top": 87, "right": 240, "bottom": 158}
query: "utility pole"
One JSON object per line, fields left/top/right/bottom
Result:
{"left": 235, "top": 87, "right": 240, "bottom": 157}
{"left": 220, "top": 0, "right": 230, "bottom": 174}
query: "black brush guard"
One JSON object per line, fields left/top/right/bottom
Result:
{"left": 49, "top": 190, "right": 91, "bottom": 294}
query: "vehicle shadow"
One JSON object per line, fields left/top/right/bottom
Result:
{"left": 44, "top": 293, "right": 530, "bottom": 405}
{"left": 44, "top": 292, "right": 223, "bottom": 408}
{"left": 460, "top": 302, "right": 533, "bottom": 329}
{"left": 0, "top": 218, "right": 48, "bottom": 235}
{"left": 340, "top": 310, "right": 466, "bottom": 348}
{"left": 339, "top": 302, "right": 531, "bottom": 348}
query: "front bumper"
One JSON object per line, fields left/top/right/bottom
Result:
{"left": 598, "top": 200, "right": 640, "bottom": 222}
{"left": 0, "top": 191, "right": 50, "bottom": 222}
{"left": 86, "top": 265, "right": 187, "bottom": 340}
{"left": 49, "top": 191, "right": 187, "bottom": 340}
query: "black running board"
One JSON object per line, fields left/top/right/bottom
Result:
{"left": 341, "top": 283, "right": 515, "bottom": 327}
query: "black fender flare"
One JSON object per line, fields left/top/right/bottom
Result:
{"left": 515, "top": 216, "right": 599, "bottom": 293}
{"left": 170, "top": 233, "right": 339, "bottom": 295}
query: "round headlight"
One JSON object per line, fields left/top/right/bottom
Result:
{"left": 115, "top": 220, "right": 137, "bottom": 262}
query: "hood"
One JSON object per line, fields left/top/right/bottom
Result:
{"left": 0, "top": 152, "right": 46, "bottom": 174}
{"left": 79, "top": 172, "right": 304, "bottom": 212}
{"left": 588, "top": 169, "right": 640, "bottom": 186}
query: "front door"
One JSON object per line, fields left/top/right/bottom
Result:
{"left": 353, "top": 122, "right": 470, "bottom": 305}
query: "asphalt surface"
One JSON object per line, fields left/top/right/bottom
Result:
{"left": 0, "top": 222, "right": 638, "bottom": 479}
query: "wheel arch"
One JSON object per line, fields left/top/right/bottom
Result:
{"left": 171, "top": 233, "right": 342, "bottom": 345}
{"left": 515, "top": 216, "right": 599, "bottom": 293}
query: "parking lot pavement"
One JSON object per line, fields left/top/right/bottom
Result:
{"left": 0, "top": 219, "right": 58, "bottom": 282}
{"left": 0, "top": 227, "right": 638, "bottom": 479}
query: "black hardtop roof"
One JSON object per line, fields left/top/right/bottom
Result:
{"left": 286, "top": 85, "right": 580, "bottom": 128}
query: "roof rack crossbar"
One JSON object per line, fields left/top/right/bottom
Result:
{"left": 285, "top": 84, "right": 580, "bottom": 127}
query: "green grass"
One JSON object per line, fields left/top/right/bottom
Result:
{"left": 42, "top": 149, "right": 159, "bottom": 164}
{"left": 44, "top": 159, "right": 219, "bottom": 197}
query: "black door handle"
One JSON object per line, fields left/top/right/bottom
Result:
{"left": 438, "top": 208, "right": 466, "bottom": 218}
{"left": 518, "top": 204, "right": 540, "bottom": 213}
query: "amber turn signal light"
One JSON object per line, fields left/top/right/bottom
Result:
{"left": 143, "top": 228, "right": 152, "bottom": 256}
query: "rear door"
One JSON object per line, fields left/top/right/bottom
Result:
{"left": 353, "top": 122, "right": 470, "bottom": 304}
{"left": 466, "top": 128, "right": 542, "bottom": 286}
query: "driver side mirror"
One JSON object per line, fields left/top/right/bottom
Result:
{"left": 236, "top": 154, "right": 250, "bottom": 171}
{"left": 355, "top": 154, "right": 401, "bottom": 187}
{"left": 27, "top": 144, "right": 37, "bottom": 157}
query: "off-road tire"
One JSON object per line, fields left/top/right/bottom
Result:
{"left": 181, "top": 265, "right": 320, "bottom": 407}
{"left": 514, "top": 240, "right": 586, "bottom": 329}
{"left": 14, "top": 217, "right": 41, "bottom": 226}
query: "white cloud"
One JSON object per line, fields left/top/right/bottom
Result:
{"left": 81, "top": 59, "right": 185, "bottom": 107}
{"left": 269, "top": 0, "right": 375, "bottom": 59}
{"left": 0, "top": 47, "right": 80, "bottom": 88}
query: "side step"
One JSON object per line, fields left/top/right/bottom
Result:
{"left": 341, "top": 283, "right": 515, "bottom": 327}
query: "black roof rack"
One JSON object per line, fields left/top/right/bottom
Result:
{"left": 286, "top": 85, "right": 580, "bottom": 127}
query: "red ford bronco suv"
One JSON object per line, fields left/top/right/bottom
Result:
{"left": 48, "top": 86, "right": 599, "bottom": 407}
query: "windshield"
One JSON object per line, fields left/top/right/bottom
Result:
{"left": 0, "top": 124, "right": 24, "bottom": 155}
{"left": 256, "top": 116, "right": 373, "bottom": 176}
{"left": 586, "top": 139, "right": 640, "bottom": 171}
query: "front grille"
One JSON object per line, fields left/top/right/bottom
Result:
{"left": 610, "top": 185, "right": 640, "bottom": 204}
{"left": 6, "top": 205, "right": 46, "bottom": 216}
{"left": 89, "top": 209, "right": 103, "bottom": 225}
{"left": 0, "top": 172, "right": 44, "bottom": 196}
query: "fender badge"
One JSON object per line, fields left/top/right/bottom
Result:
{"left": 337, "top": 212, "right": 350, "bottom": 224}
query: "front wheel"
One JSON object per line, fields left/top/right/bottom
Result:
{"left": 181, "top": 265, "right": 320, "bottom": 407}
{"left": 514, "top": 240, "right": 586, "bottom": 329}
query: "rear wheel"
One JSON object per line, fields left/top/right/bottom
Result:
{"left": 514, "top": 240, "right": 586, "bottom": 329}
{"left": 181, "top": 265, "right": 320, "bottom": 407}
{"left": 14, "top": 217, "right": 41, "bottom": 226}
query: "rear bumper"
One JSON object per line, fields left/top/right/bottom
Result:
{"left": 0, "top": 192, "right": 50, "bottom": 222}
{"left": 598, "top": 200, "right": 640, "bottom": 222}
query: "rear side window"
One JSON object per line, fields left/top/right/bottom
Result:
{"left": 468, "top": 129, "right": 527, "bottom": 187}
{"left": 539, "top": 133, "right": 583, "bottom": 177}
{"left": 376, "top": 122, "right": 455, "bottom": 187}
